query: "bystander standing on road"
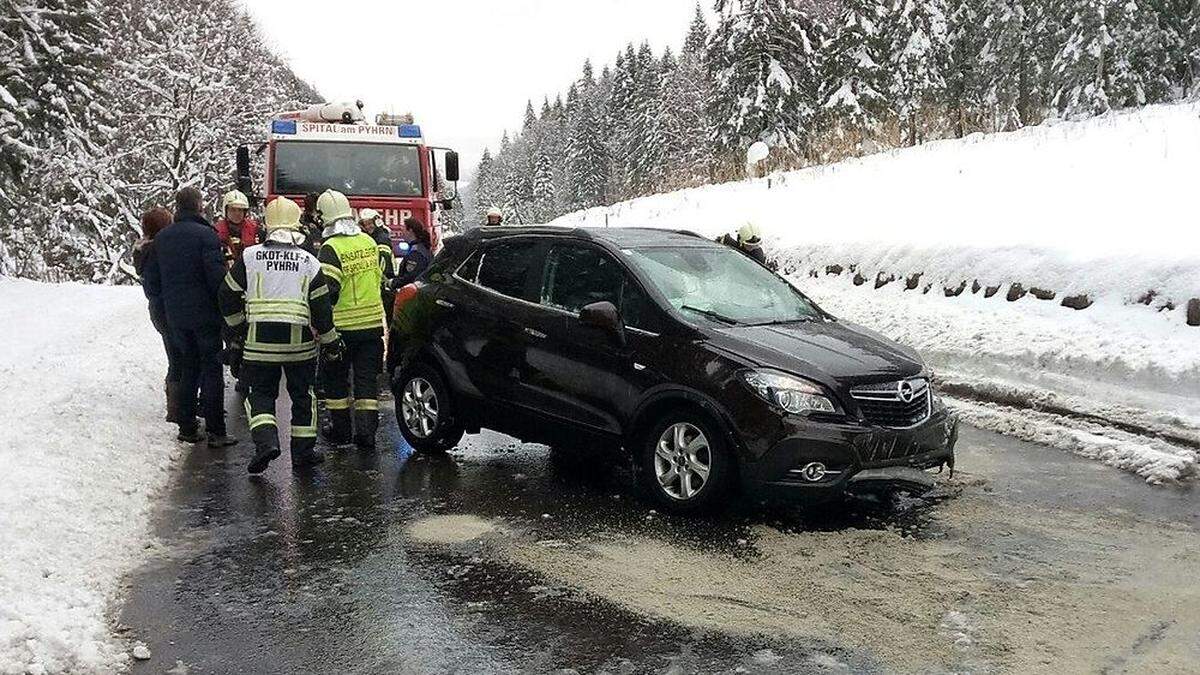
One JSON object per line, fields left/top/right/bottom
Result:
{"left": 141, "top": 187, "right": 237, "bottom": 447}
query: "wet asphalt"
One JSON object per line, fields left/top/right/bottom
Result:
{"left": 118, "top": 388, "right": 1197, "bottom": 675}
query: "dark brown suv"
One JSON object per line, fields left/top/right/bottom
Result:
{"left": 388, "top": 227, "right": 957, "bottom": 513}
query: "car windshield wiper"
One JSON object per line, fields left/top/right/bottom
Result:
{"left": 680, "top": 305, "right": 741, "bottom": 325}
{"left": 751, "top": 316, "right": 820, "bottom": 327}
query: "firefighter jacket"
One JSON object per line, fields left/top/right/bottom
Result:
{"left": 318, "top": 232, "right": 388, "bottom": 333}
{"left": 219, "top": 241, "right": 339, "bottom": 363}
{"left": 367, "top": 227, "right": 397, "bottom": 279}
{"left": 215, "top": 217, "right": 261, "bottom": 266}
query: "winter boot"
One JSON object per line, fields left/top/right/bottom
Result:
{"left": 354, "top": 409, "right": 379, "bottom": 451}
{"left": 247, "top": 427, "right": 281, "bottom": 475}
{"left": 165, "top": 380, "right": 181, "bottom": 424}
{"left": 291, "top": 436, "right": 325, "bottom": 470}
{"left": 207, "top": 434, "right": 238, "bottom": 449}
{"left": 324, "top": 408, "right": 354, "bottom": 448}
{"left": 177, "top": 426, "right": 204, "bottom": 444}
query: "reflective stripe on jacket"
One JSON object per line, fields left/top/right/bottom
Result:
{"left": 219, "top": 242, "right": 339, "bottom": 364}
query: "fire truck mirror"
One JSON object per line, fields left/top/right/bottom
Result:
{"left": 445, "top": 151, "right": 460, "bottom": 183}
{"left": 235, "top": 146, "right": 254, "bottom": 198}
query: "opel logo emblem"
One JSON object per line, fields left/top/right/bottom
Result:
{"left": 897, "top": 380, "right": 915, "bottom": 403}
{"left": 800, "top": 462, "right": 827, "bottom": 482}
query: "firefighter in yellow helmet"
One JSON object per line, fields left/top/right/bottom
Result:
{"left": 315, "top": 190, "right": 390, "bottom": 450}
{"left": 218, "top": 196, "right": 343, "bottom": 473}
{"left": 717, "top": 222, "right": 768, "bottom": 266}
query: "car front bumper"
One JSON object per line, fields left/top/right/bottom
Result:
{"left": 735, "top": 400, "right": 958, "bottom": 501}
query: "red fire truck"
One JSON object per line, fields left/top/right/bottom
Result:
{"left": 235, "top": 102, "right": 460, "bottom": 249}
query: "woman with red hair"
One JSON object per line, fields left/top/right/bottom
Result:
{"left": 134, "top": 207, "right": 183, "bottom": 423}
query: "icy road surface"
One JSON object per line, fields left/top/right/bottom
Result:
{"left": 120, "top": 394, "right": 1199, "bottom": 674}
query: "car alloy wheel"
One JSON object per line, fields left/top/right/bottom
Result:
{"left": 654, "top": 422, "right": 712, "bottom": 500}
{"left": 401, "top": 377, "right": 439, "bottom": 439}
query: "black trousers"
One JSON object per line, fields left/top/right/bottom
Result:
{"left": 241, "top": 359, "right": 317, "bottom": 456}
{"left": 171, "top": 324, "right": 225, "bottom": 435}
{"left": 322, "top": 329, "right": 383, "bottom": 444}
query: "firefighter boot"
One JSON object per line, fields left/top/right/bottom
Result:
{"left": 247, "top": 427, "right": 282, "bottom": 475}
{"left": 325, "top": 408, "right": 353, "bottom": 448}
{"left": 291, "top": 436, "right": 325, "bottom": 470}
{"left": 354, "top": 409, "right": 378, "bottom": 451}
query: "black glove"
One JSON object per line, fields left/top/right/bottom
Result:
{"left": 221, "top": 334, "right": 244, "bottom": 377}
{"left": 321, "top": 337, "right": 346, "bottom": 367}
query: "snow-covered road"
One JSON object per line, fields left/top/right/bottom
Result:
{"left": 0, "top": 279, "right": 181, "bottom": 674}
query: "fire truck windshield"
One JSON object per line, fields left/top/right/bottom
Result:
{"left": 273, "top": 141, "right": 423, "bottom": 198}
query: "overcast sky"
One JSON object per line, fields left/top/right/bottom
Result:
{"left": 240, "top": 0, "right": 708, "bottom": 175}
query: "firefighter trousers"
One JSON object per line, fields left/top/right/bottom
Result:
{"left": 241, "top": 359, "right": 318, "bottom": 457}
{"left": 322, "top": 329, "right": 383, "bottom": 447}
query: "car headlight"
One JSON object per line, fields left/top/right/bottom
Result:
{"left": 741, "top": 370, "right": 836, "bottom": 414}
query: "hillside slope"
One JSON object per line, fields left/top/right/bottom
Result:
{"left": 550, "top": 102, "right": 1200, "bottom": 307}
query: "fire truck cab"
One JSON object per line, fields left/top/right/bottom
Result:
{"left": 235, "top": 102, "right": 460, "bottom": 249}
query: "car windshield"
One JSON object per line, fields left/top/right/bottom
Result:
{"left": 623, "top": 245, "right": 822, "bottom": 326}
{"left": 273, "top": 141, "right": 423, "bottom": 197}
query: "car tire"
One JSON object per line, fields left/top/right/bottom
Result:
{"left": 637, "top": 409, "right": 731, "bottom": 514}
{"left": 395, "top": 363, "right": 464, "bottom": 453}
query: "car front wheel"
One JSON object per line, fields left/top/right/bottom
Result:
{"left": 638, "top": 411, "right": 731, "bottom": 513}
{"left": 395, "top": 363, "right": 464, "bottom": 453}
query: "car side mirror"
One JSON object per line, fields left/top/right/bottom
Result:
{"left": 444, "top": 151, "right": 460, "bottom": 182}
{"left": 235, "top": 145, "right": 254, "bottom": 198}
{"left": 579, "top": 301, "right": 626, "bottom": 346}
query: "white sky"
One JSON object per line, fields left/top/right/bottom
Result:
{"left": 240, "top": 0, "right": 708, "bottom": 175}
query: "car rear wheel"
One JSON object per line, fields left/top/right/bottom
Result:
{"left": 638, "top": 411, "right": 731, "bottom": 513}
{"left": 395, "top": 363, "right": 464, "bottom": 453}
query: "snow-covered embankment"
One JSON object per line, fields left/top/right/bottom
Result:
{"left": 551, "top": 101, "right": 1200, "bottom": 313}
{"left": 550, "top": 102, "right": 1200, "bottom": 483}
{"left": 0, "top": 279, "right": 180, "bottom": 674}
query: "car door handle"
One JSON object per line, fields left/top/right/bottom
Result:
{"left": 523, "top": 327, "right": 547, "bottom": 339}
{"left": 435, "top": 299, "right": 455, "bottom": 309}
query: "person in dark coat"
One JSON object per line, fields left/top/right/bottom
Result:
{"left": 386, "top": 217, "right": 435, "bottom": 375}
{"left": 142, "top": 187, "right": 237, "bottom": 447}
{"left": 389, "top": 217, "right": 433, "bottom": 290}
{"left": 134, "top": 207, "right": 182, "bottom": 423}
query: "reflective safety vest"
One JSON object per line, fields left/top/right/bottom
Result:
{"left": 244, "top": 245, "right": 320, "bottom": 325}
{"left": 226, "top": 243, "right": 337, "bottom": 363}
{"left": 321, "top": 233, "right": 385, "bottom": 332}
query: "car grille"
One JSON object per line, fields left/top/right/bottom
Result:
{"left": 849, "top": 378, "right": 931, "bottom": 429}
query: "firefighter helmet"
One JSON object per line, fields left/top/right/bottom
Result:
{"left": 316, "top": 190, "right": 354, "bottom": 224}
{"left": 222, "top": 190, "right": 250, "bottom": 211}
{"left": 738, "top": 222, "right": 762, "bottom": 245}
{"left": 359, "top": 208, "right": 380, "bottom": 223}
{"left": 265, "top": 197, "right": 302, "bottom": 231}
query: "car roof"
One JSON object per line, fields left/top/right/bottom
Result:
{"left": 460, "top": 225, "right": 718, "bottom": 249}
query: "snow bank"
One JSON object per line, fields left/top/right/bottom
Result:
{"left": 0, "top": 279, "right": 181, "bottom": 674}
{"left": 549, "top": 102, "right": 1200, "bottom": 306}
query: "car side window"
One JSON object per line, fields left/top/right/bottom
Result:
{"left": 476, "top": 240, "right": 539, "bottom": 301}
{"left": 455, "top": 248, "right": 482, "bottom": 283}
{"left": 541, "top": 244, "right": 657, "bottom": 332}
